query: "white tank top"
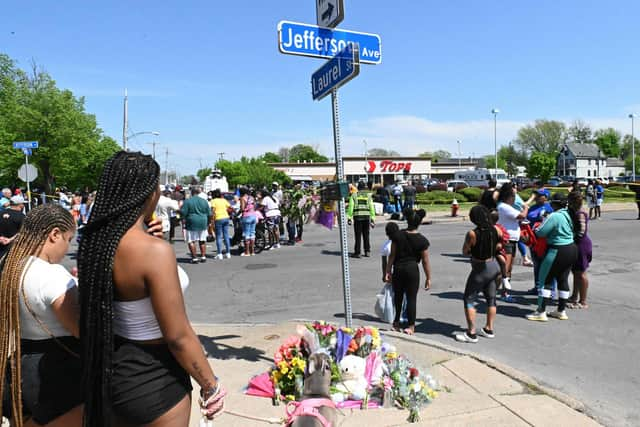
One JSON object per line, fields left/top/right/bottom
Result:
{"left": 113, "top": 266, "right": 189, "bottom": 340}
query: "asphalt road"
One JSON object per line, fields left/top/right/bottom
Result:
{"left": 174, "top": 210, "right": 640, "bottom": 427}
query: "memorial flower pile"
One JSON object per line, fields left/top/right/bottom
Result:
{"left": 260, "top": 321, "right": 440, "bottom": 422}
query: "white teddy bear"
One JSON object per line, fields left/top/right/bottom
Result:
{"left": 333, "top": 355, "right": 368, "bottom": 401}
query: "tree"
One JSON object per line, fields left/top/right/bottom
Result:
{"left": 620, "top": 134, "right": 640, "bottom": 160}
{"left": 514, "top": 120, "right": 567, "bottom": 153}
{"left": 288, "top": 144, "right": 329, "bottom": 163}
{"left": 593, "top": 128, "right": 621, "bottom": 158}
{"left": 418, "top": 150, "right": 451, "bottom": 162}
{"left": 483, "top": 155, "right": 507, "bottom": 171}
{"left": 527, "top": 152, "right": 557, "bottom": 182}
{"left": 497, "top": 144, "right": 528, "bottom": 176}
{"left": 216, "top": 157, "right": 291, "bottom": 189}
{"left": 278, "top": 147, "right": 290, "bottom": 163}
{"left": 196, "top": 167, "right": 212, "bottom": 183}
{"left": 0, "top": 55, "right": 119, "bottom": 192}
{"left": 367, "top": 148, "right": 400, "bottom": 157}
{"left": 261, "top": 152, "right": 282, "bottom": 163}
{"left": 567, "top": 120, "right": 593, "bottom": 144}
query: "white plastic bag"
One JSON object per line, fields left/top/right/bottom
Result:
{"left": 375, "top": 283, "right": 395, "bottom": 324}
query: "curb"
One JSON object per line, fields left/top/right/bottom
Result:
{"left": 191, "top": 321, "right": 588, "bottom": 417}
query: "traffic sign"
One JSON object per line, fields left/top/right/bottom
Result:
{"left": 316, "top": 0, "right": 344, "bottom": 28}
{"left": 18, "top": 163, "right": 37, "bottom": 183}
{"left": 278, "top": 21, "right": 381, "bottom": 65}
{"left": 311, "top": 43, "right": 360, "bottom": 101}
{"left": 13, "top": 141, "right": 39, "bottom": 149}
{"left": 22, "top": 148, "right": 32, "bottom": 156}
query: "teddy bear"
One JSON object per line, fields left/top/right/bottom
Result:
{"left": 333, "top": 355, "right": 368, "bottom": 401}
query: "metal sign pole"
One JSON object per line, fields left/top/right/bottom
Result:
{"left": 25, "top": 152, "right": 31, "bottom": 211}
{"left": 331, "top": 88, "right": 353, "bottom": 328}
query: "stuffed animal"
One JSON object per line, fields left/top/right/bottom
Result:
{"left": 334, "top": 355, "right": 367, "bottom": 400}
{"left": 289, "top": 353, "right": 338, "bottom": 427}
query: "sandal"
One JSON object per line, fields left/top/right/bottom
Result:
{"left": 403, "top": 328, "right": 415, "bottom": 335}
{"left": 391, "top": 323, "right": 401, "bottom": 332}
{"left": 577, "top": 302, "right": 589, "bottom": 309}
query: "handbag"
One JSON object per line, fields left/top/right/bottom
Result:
{"left": 374, "top": 283, "right": 395, "bottom": 324}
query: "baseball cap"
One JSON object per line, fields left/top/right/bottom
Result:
{"left": 10, "top": 195, "right": 25, "bottom": 205}
{"left": 533, "top": 188, "right": 551, "bottom": 199}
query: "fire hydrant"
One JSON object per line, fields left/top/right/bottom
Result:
{"left": 451, "top": 198, "right": 459, "bottom": 217}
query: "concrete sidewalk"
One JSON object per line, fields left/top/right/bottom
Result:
{"left": 190, "top": 322, "right": 600, "bottom": 427}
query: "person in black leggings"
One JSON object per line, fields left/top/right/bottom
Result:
{"left": 384, "top": 209, "right": 431, "bottom": 335}
{"left": 456, "top": 205, "right": 501, "bottom": 343}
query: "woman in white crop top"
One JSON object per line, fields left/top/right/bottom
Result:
{"left": 78, "top": 152, "right": 225, "bottom": 427}
{"left": 0, "top": 204, "right": 82, "bottom": 427}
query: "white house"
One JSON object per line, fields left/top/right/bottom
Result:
{"left": 558, "top": 142, "right": 606, "bottom": 178}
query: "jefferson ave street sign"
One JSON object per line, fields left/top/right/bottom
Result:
{"left": 311, "top": 43, "right": 360, "bottom": 101}
{"left": 278, "top": 20, "right": 381, "bottom": 65}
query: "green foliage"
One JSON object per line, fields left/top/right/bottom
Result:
{"left": 458, "top": 187, "right": 482, "bottom": 202}
{"left": 196, "top": 167, "right": 212, "bottom": 183}
{"left": 483, "top": 155, "right": 507, "bottom": 171}
{"left": 288, "top": 144, "right": 328, "bottom": 163}
{"left": 567, "top": 120, "right": 593, "bottom": 144}
{"left": 0, "top": 54, "right": 119, "bottom": 192}
{"left": 367, "top": 148, "right": 400, "bottom": 157}
{"left": 514, "top": 120, "right": 567, "bottom": 153}
{"left": 216, "top": 157, "right": 291, "bottom": 189}
{"left": 621, "top": 134, "right": 640, "bottom": 160}
{"left": 593, "top": 128, "right": 621, "bottom": 158}
{"left": 419, "top": 150, "right": 451, "bottom": 161}
{"left": 416, "top": 190, "right": 468, "bottom": 205}
{"left": 261, "top": 151, "right": 282, "bottom": 163}
{"left": 527, "top": 152, "right": 557, "bottom": 182}
{"left": 499, "top": 144, "right": 529, "bottom": 176}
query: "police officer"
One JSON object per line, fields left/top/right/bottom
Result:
{"left": 347, "top": 181, "right": 375, "bottom": 258}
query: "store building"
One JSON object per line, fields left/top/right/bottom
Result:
{"left": 270, "top": 157, "right": 432, "bottom": 185}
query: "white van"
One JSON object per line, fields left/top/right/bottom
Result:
{"left": 453, "top": 168, "right": 509, "bottom": 188}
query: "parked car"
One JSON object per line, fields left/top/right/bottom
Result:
{"left": 446, "top": 180, "right": 469, "bottom": 192}
{"left": 511, "top": 177, "right": 532, "bottom": 189}
{"left": 546, "top": 176, "right": 561, "bottom": 187}
{"left": 423, "top": 178, "right": 446, "bottom": 191}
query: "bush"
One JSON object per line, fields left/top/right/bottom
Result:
{"left": 416, "top": 190, "right": 468, "bottom": 205}
{"left": 458, "top": 187, "right": 482, "bottom": 202}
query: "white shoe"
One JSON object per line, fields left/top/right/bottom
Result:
{"left": 455, "top": 332, "right": 478, "bottom": 343}
{"left": 274, "top": 243, "right": 280, "bottom": 249}
{"left": 215, "top": 254, "right": 223, "bottom": 260}
{"left": 224, "top": 253, "right": 231, "bottom": 259}
{"left": 502, "top": 277, "right": 512, "bottom": 290}
{"left": 526, "top": 311, "right": 548, "bottom": 322}
{"left": 548, "top": 310, "right": 568, "bottom": 320}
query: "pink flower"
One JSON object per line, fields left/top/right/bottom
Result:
{"left": 383, "top": 377, "right": 395, "bottom": 390}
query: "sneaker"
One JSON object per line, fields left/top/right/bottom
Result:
{"left": 200, "top": 256, "right": 207, "bottom": 263}
{"left": 548, "top": 310, "right": 569, "bottom": 320}
{"left": 501, "top": 294, "right": 515, "bottom": 303}
{"left": 224, "top": 253, "right": 231, "bottom": 259}
{"left": 363, "top": 252, "right": 371, "bottom": 257}
{"left": 502, "top": 277, "right": 512, "bottom": 290}
{"left": 478, "top": 327, "right": 495, "bottom": 339}
{"left": 191, "top": 257, "right": 200, "bottom": 264}
{"left": 215, "top": 254, "right": 224, "bottom": 260}
{"left": 240, "top": 252, "right": 251, "bottom": 257}
{"left": 273, "top": 243, "right": 281, "bottom": 249}
{"left": 351, "top": 253, "right": 361, "bottom": 258}
{"left": 527, "top": 287, "right": 538, "bottom": 295}
{"left": 526, "top": 311, "right": 548, "bottom": 322}
{"left": 455, "top": 332, "right": 478, "bottom": 343}
{"left": 523, "top": 258, "right": 533, "bottom": 267}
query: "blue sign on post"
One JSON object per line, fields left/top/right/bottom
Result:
{"left": 311, "top": 43, "right": 360, "bottom": 101}
{"left": 13, "top": 141, "right": 39, "bottom": 149}
{"left": 22, "top": 148, "right": 32, "bottom": 156}
{"left": 278, "top": 20, "right": 381, "bottom": 65}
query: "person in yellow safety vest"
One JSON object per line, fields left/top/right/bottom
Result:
{"left": 347, "top": 181, "right": 376, "bottom": 258}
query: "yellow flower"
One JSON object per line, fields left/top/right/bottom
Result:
{"left": 285, "top": 394, "right": 295, "bottom": 401}
{"left": 342, "top": 327, "right": 353, "bottom": 334}
{"left": 371, "top": 328, "right": 380, "bottom": 340}
{"left": 271, "top": 371, "right": 282, "bottom": 383}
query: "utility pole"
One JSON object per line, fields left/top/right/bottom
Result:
{"left": 164, "top": 147, "right": 170, "bottom": 185}
{"left": 147, "top": 141, "right": 160, "bottom": 160}
{"left": 217, "top": 152, "right": 225, "bottom": 163}
{"left": 122, "top": 89, "right": 128, "bottom": 151}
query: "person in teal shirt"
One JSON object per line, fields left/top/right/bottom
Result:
{"left": 526, "top": 193, "right": 578, "bottom": 322}
{"left": 180, "top": 187, "right": 212, "bottom": 263}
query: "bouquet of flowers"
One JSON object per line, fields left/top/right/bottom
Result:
{"left": 270, "top": 336, "right": 307, "bottom": 401}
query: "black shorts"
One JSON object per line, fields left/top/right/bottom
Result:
{"left": 503, "top": 241, "right": 517, "bottom": 255}
{"left": 112, "top": 337, "right": 192, "bottom": 425}
{"left": 20, "top": 337, "right": 82, "bottom": 425}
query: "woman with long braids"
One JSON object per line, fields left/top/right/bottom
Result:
{"left": 78, "top": 151, "right": 225, "bottom": 427}
{"left": 455, "top": 205, "right": 502, "bottom": 343}
{"left": 384, "top": 209, "right": 431, "bottom": 335}
{"left": 0, "top": 204, "right": 82, "bottom": 427}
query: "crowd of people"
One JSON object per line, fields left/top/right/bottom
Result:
{"left": 453, "top": 179, "right": 596, "bottom": 343}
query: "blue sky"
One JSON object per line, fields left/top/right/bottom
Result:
{"left": 2, "top": 1, "right": 639, "bottom": 175}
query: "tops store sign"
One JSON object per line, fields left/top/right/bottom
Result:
{"left": 366, "top": 160, "right": 412, "bottom": 173}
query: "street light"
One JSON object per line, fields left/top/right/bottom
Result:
{"left": 491, "top": 109, "right": 500, "bottom": 180}
{"left": 125, "top": 131, "right": 160, "bottom": 151}
{"left": 630, "top": 114, "right": 637, "bottom": 180}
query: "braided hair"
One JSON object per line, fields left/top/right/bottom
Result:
{"left": 78, "top": 151, "right": 159, "bottom": 427}
{"left": 0, "top": 204, "right": 75, "bottom": 427}
{"left": 469, "top": 205, "right": 497, "bottom": 258}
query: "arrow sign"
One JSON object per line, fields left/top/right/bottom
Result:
{"left": 311, "top": 43, "right": 360, "bottom": 101}
{"left": 316, "top": 0, "right": 344, "bottom": 28}
{"left": 13, "top": 141, "right": 39, "bottom": 149}
{"left": 278, "top": 21, "right": 381, "bottom": 64}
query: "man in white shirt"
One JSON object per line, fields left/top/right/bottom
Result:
{"left": 259, "top": 190, "right": 282, "bottom": 248}
{"left": 155, "top": 190, "right": 180, "bottom": 240}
